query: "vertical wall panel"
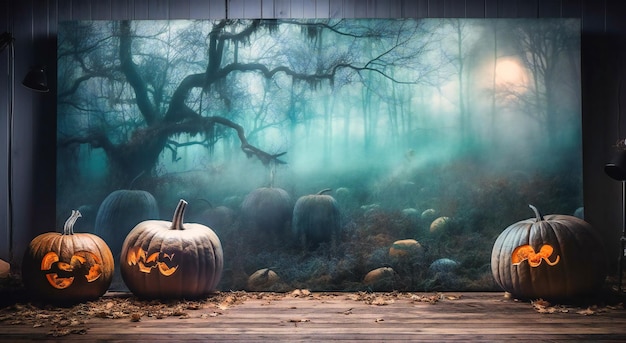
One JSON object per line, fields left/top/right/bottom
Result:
{"left": 243, "top": 0, "right": 263, "bottom": 18}
{"left": 517, "top": 0, "right": 539, "bottom": 17}
{"left": 428, "top": 0, "right": 445, "bottom": 17}
{"left": 302, "top": 0, "right": 317, "bottom": 17}
{"left": 111, "top": 0, "right": 132, "bottom": 19}
{"left": 0, "top": 0, "right": 10, "bottom": 261}
{"left": 465, "top": 0, "right": 485, "bottom": 17}
{"left": 401, "top": 0, "right": 418, "bottom": 17}
{"left": 387, "top": 0, "right": 403, "bottom": 18}
{"left": 170, "top": 0, "right": 191, "bottom": 19}
{"left": 73, "top": 0, "right": 92, "bottom": 19}
{"left": 274, "top": 0, "right": 290, "bottom": 17}
{"left": 291, "top": 0, "right": 305, "bottom": 18}
{"left": 353, "top": 0, "right": 367, "bottom": 18}
{"left": 92, "top": 0, "right": 113, "bottom": 20}
{"left": 562, "top": 0, "right": 582, "bottom": 18}
{"left": 228, "top": 0, "right": 246, "bottom": 18}
{"left": 339, "top": 0, "right": 355, "bottom": 18}
{"left": 484, "top": 0, "right": 498, "bottom": 17}
{"left": 315, "top": 0, "right": 330, "bottom": 17}
{"left": 148, "top": 0, "right": 169, "bottom": 19}
{"left": 11, "top": 0, "right": 36, "bottom": 265}
{"left": 57, "top": 0, "right": 73, "bottom": 21}
{"left": 405, "top": 0, "right": 428, "bottom": 18}
{"left": 371, "top": 0, "right": 392, "bottom": 17}
{"left": 262, "top": 0, "right": 275, "bottom": 18}
{"left": 230, "top": 0, "right": 261, "bottom": 18}
{"left": 538, "top": 0, "right": 561, "bottom": 17}
{"left": 189, "top": 0, "right": 212, "bottom": 19}
{"left": 110, "top": 0, "right": 132, "bottom": 20}
{"left": 444, "top": 0, "right": 467, "bottom": 17}
{"left": 209, "top": 0, "right": 227, "bottom": 18}
{"left": 329, "top": 0, "right": 342, "bottom": 17}
{"left": 133, "top": 0, "right": 150, "bottom": 19}
{"left": 496, "top": 0, "right": 516, "bottom": 17}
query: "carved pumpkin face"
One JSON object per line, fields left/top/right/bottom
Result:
{"left": 22, "top": 210, "right": 115, "bottom": 304}
{"left": 120, "top": 199, "right": 224, "bottom": 299}
{"left": 491, "top": 205, "right": 607, "bottom": 300}
{"left": 41, "top": 251, "right": 104, "bottom": 289}
{"left": 125, "top": 246, "right": 179, "bottom": 276}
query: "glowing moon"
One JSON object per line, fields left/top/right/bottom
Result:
{"left": 495, "top": 59, "right": 527, "bottom": 86}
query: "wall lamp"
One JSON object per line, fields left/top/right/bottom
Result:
{"left": 1, "top": 32, "right": 49, "bottom": 92}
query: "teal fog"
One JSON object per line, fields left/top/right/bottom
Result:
{"left": 57, "top": 18, "right": 582, "bottom": 291}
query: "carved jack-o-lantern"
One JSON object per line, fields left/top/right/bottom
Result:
{"left": 22, "top": 210, "right": 114, "bottom": 304}
{"left": 40, "top": 250, "right": 104, "bottom": 289}
{"left": 120, "top": 199, "right": 223, "bottom": 299}
{"left": 491, "top": 205, "right": 607, "bottom": 300}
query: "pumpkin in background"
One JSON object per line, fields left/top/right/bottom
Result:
{"left": 94, "top": 189, "right": 159, "bottom": 290}
{"left": 191, "top": 200, "right": 236, "bottom": 235}
{"left": 429, "top": 258, "right": 459, "bottom": 274}
{"left": 389, "top": 239, "right": 422, "bottom": 258}
{"left": 241, "top": 186, "right": 292, "bottom": 235}
{"left": 120, "top": 199, "right": 223, "bottom": 299}
{"left": 292, "top": 188, "right": 341, "bottom": 249}
{"left": 247, "top": 268, "right": 280, "bottom": 291}
{"left": 22, "top": 210, "right": 114, "bottom": 304}
{"left": 491, "top": 205, "right": 608, "bottom": 301}
{"left": 429, "top": 216, "right": 450, "bottom": 233}
{"left": 363, "top": 267, "right": 398, "bottom": 291}
{"left": 420, "top": 208, "right": 437, "bottom": 221}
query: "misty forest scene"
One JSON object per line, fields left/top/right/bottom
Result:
{"left": 57, "top": 18, "right": 582, "bottom": 292}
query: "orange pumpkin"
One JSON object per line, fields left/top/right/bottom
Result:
{"left": 22, "top": 210, "right": 114, "bottom": 304}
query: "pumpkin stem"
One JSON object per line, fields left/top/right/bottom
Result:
{"left": 317, "top": 188, "right": 332, "bottom": 195}
{"left": 269, "top": 163, "right": 276, "bottom": 188}
{"left": 170, "top": 199, "right": 188, "bottom": 230}
{"left": 63, "top": 210, "right": 82, "bottom": 235}
{"left": 128, "top": 170, "right": 145, "bottom": 189}
{"left": 528, "top": 204, "right": 544, "bottom": 222}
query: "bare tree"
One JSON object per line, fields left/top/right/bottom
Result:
{"left": 57, "top": 19, "right": 436, "bottom": 191}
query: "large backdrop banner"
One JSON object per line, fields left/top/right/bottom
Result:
{"left": 57, "top": 18, "right": 582, "bottom": 292}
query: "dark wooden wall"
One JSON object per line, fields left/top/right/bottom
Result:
{"left": 1, "top": 0, "right": 626, "bottom": 276}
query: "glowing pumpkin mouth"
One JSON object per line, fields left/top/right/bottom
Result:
{"left": 511, "top": 244, "right": 560, "bottom": 267}
{"left": 41, "top": 251, "right": 104, "bottom": 289}
{"left": 126, "top": 246, "right": 179, "bottom": 276}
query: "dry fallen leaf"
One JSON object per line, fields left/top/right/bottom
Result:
{"left": 577, "top": 307, "right": 596, "bottom": 316}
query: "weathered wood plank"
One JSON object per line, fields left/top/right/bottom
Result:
{"left": 0, "top": 292, "right": 624, "bottom": 341}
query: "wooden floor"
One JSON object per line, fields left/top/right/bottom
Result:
{"left": 1, "top": 291, "right": 626, "bottom": 342}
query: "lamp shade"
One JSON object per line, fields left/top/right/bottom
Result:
{"left": 22, "top": 67, "right": 49, "bottom": 92}
{"left": 605, "top": 149, "right": 626, "bottom": 181}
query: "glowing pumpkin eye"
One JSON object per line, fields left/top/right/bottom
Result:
{"left": 41, "top": 252, "right": 60, "bottom": 271}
